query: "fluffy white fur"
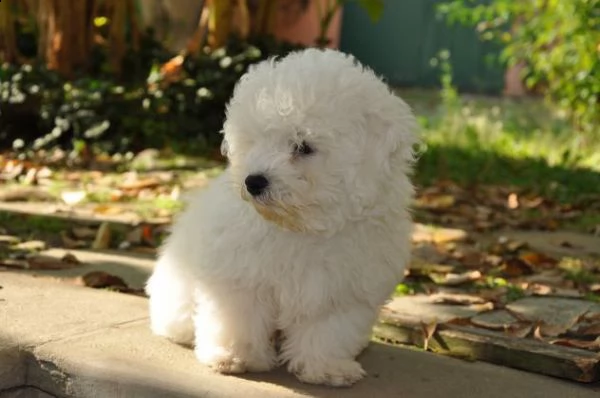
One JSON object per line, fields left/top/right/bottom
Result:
{"left": 146, "top": 48, "right": 419, "bottom": 387}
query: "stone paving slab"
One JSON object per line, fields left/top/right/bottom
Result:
{"left": 0, "top": 273, "right": 147, "bottom": 348}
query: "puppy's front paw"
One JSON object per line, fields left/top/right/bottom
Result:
{"left": 291, "top": 359, "right": 366, "bottom": 387}
{"left": 195, "top": 346, "right": 275, "bottom": 374}
{"left": 196, "top": 347, "right": 247, "bottom": 374}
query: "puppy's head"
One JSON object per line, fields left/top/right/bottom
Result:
{"left": 222, "top": 48, "right": 419, "bottom": 234}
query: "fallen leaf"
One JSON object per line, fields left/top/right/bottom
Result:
{"left": 62, "top": 253, "right": 82, "bottom": 265}
{"left": 93, "top": 204, "right": 124, "bottom": 215}
{"left": 533, "top": 324, "right": 545, "bottom": 340}
{"left": 14, "top": 240, "right": 47, "bottom": 251}
{"left": 119, "top": 177, "right": 161, "bottom": 191}
{"left": 79, "top": 271, "right": 128, "bottom": 289}
{"left": 431, "top": 293, "right": 487, "bottom": 306}
{"left": 61, "top": 190, "right": 87, "bottom": 206}
{"left": 583, "top": 312, "right": 600, "bottom": 322}
{"left": 0, "top": 259, "right": 29, "bottom": 269}
{"left": 91, "top": 222, "right": 112, "bottom": 249}
{"left": 141, "top": 224, "right": 155, "bottom": 245}
{"left": 22, "top": 167, "right": 37, "bottom": 185}
{"left": 125, "top": 227, "right": 143, "bottom": 245}
{"left": 559, "top": 241, "right": 577, "bottom": 249}
{"left": 575, "top": 322, "right": 600, "bottom": 336}
{"left": 421, "top": 319, "right": 438, "bottom": 351}
{"left": 502, "top": 257, "right": 534, "bottom": 277}
{"left": 538, "top": 322, "right": 569, "bottom": 337}
{"left": 549, "top": 337, "right": 600, "bottom": 351}
{"left": 505, "top": 240, "right": 528, "bottom": 253}
{"left": 72, "top": 226, "right": 97, "bottom": 239}
{"left": 0, "top": 187, "right": 55, "bottom": 202}
{"left": 507, "top": 193, "right": 519, "bottom": 209}
{"left": 415, "top": 194, "right": 456, "bottom": 209}
{"left": 440, "top": 270, "right": 482, "bottom": 286}
{"left": 26, "top": 254, "right": 81, "bottom": 270}
{"left": 455, "top": 250, "right": 485, "bottom": 268}
{"left": 60, "top": 231, "right": 87, "bottom": 249}
{"left": 519, "top": 252, "right": 557, "bottom": 268}
{"left": 504, "top": 322, "right": 533, "bottom": 338}
{"left": 0, "top": 235, "right": 20, "bottom": 245}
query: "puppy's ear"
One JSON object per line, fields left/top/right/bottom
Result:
{"left": 368, "top": 96, "right": 420, "bottom": 170}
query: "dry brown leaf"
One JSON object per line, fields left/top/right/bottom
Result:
{"left": 583, "top": 312, "right": 600, "bottom": 322}
{"left": 0, "top": 259, "right": 29, "bottom": 269}
{"left": 421, "top": 319, "right": 438, "bottom": 351}
{"left": 505, "top": 240, "right": 528, "bottom": 253}
{"left": 91, "top": 222, "right": 112, "bottom": 250}
{"left": 72, "top": 226, "right": 97, "bottom": 239}
{"left": 520, "top": 196, "right": 544, "bottom": 209}
{"left": 549, "top": 337, "right": 600, "bottom": 351}
{"left": 14, "top": 240, "right": 47, "bottom": 251}
{"left": 93, "top": 204, "right": 125, "bottom": 215}
{"left": 519, "top": 252, "right": 557, "bottom": 268}
{"left": 119, "top": 177, "right": 161, "bottom": 191}
{"left": 62, "top": 253, "right": 82, "bottom": 265}
{"left": 575, "top": 322, "right": 600, "bottom": 336}
{"left": 141, "top": 224, "right": 155, "bottom": 245}
{"left": 126, "top": 227, "right": 143, "bottom": 245}
{"left": 538, "top": 322, "right": 569, "bottom": 337}
{"left": 60, "top": 231, "right": 87, "bottom": 249}
{"left": 504, "top": 322, "right": 533, "bottom": 338}
{"left": 431, "top": 293, "right": 486, "bottom": 305}
{"left": 79, "top": 271, "right": 128, "bottom": 289}
{"left": 159, "top": 55, "right": 185, "bottom": 83}
{"left": 431, "top": 293, "right": 487, "bottom": 306}
{"left": 440, "top": 270, "right": 482, "bottom": 285}
{"left": 26, "top": 255, "right": 81, "bottom": 270}
{"left": 455, "top": 250, "right": 485, "bottom": 268}
{"left": 502, "top": 257, "right": 534, "bottom": 277}
{"left": 415, "top": 194, "right": 456, "bottom": 209}
{"left": 61, "top": 190, "right": 86, "bottom": 206}
{"left": 533, "top": 324, "right": 544, "bottom": 340}
{"left": 527, "top": 284, "right": 584, "bottom": 298}
{"left": 507, "top": 193, "right": 519, "bottom": 209}
{"left": 527, "top": 284, "right": 553, "bottom": 296}
{"left": 445, "top": 317, "right": 473, "bottom": 327}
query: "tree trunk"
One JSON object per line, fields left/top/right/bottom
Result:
{"left": 0, "top": 0, "right": 19, "bottom": 63}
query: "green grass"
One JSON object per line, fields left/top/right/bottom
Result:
{"left": 399, "top": 89, "right": 600, "bottom": 202}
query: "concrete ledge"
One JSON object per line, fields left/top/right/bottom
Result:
{"left": 2, "top": 271, "right": 600, "bottom": 398}
{"left": 0, "top": 343, "right": 26, "bottom": 391}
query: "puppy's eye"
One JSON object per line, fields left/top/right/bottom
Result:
{"left": 292, "top": 141, "right": 314, "bottom": 156}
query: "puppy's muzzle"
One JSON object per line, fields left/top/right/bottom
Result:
{"left": 245, "top": 174, "right": 269, "bottom": 197}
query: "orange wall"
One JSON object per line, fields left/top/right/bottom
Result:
{"left": 273, "top": 1, "right": 343, "bottom": 49}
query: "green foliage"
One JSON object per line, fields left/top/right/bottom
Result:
{"left": 352, "top": 0, "right": 385, "bottom": 22}
{"left": 438, "top": 0, "right": 600, "bottom": 133}
{"left": 403, "top": 87, "right": 600, "bottom": 202}
{"left": 0, "top": 36, "right": 302, "bottom": 155}
{"left": 430, "top": 49, "right": 460, "bottom": 110}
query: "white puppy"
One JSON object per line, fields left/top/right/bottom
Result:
{"left": 146, "top": 48, "right": 419, "bottom": 387}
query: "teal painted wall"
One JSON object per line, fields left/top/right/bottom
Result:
{"left": 340, "top": 0, "right": 505, "bottom": 93}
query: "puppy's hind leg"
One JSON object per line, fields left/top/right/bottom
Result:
{"left": 146, "top": 257, "right": 195, "bottom": 346}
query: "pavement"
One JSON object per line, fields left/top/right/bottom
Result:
{"left": 1, "top": 249, "right": 599, "bottom": 398}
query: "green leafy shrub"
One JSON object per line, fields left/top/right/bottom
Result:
{"left": 438, "top": 0, "right": 600, "bottom": 133}
{"left": 0, "top": 35, "right": 303, "bottom": 156}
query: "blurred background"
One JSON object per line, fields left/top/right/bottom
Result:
{"left": 0, "top": 0, "right": 598, "bottom": 209}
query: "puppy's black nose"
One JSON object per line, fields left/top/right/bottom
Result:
{"left": 245, "top": 174, "right": 269, "bottom": 196}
